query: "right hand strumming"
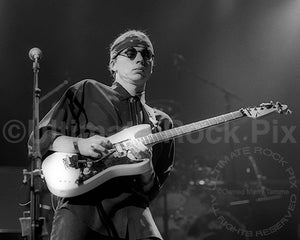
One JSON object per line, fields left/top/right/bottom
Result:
{"left": 77, "top": 135, "right": 114, "bottom": 158}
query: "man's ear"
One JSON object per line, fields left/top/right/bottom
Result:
{"left": 110, "top": 59, "right": 117, "bottom": 72}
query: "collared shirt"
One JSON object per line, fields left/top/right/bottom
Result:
{"left": 30, "top": 79, "right": 175, "bottom": 239}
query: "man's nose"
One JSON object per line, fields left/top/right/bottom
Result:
{"left": 135, "top": 52, "right": 146, "bottom": 65}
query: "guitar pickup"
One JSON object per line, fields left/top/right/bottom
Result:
{"left": 113, "top": 143, "right": 127, "bottom": 158}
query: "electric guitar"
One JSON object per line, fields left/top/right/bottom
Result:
{"left": 42, "top": 101, "right": 291, "bottom": 197}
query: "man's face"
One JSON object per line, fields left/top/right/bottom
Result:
{"left": 112, "top": 45, "right": 154, "bottom": 86}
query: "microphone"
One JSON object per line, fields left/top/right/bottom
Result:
{"left": 29, "top": 47, "right": 43, "bottom": 61}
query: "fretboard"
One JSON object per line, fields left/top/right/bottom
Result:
{"left": 138, "top": 110, "right": 245, "bottom": 146}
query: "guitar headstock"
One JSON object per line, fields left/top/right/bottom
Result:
{"left": 242, "top": 101, "right": 292, "bottom": 119}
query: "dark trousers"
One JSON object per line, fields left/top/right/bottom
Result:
{"left": 50, "top": 208, "right": 160, "bottom": 240}
{"left": 50, "top": 208, "right": 115, "bottom": 240}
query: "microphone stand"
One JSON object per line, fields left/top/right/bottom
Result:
{"left": 248, "top": 155, "right": 266, "bottom": 197}
{"left": 172, "top": 53, "right": 242, "bottom": 103}
{"left": 173, "top": 55, "right": 243, "bottom": 186}
{"left": 40, "top": 79, "right": 69, "bottom": 104}
{"left": 24, "top": 56, "right": 43, "bottom": 240}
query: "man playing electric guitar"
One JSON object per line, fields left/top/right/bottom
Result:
{"left": 28, "top": 30, "right": 175, "bottom": 240}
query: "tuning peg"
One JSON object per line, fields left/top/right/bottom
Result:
{"left": 260, "top": 101, "right": 273, "bottom": 109}
{"left": 273, "top": 101, "right": 292, "bottom": 115}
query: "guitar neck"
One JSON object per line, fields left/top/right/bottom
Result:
{"left": 138, "top": 110, "right": 245, "bottom": 146}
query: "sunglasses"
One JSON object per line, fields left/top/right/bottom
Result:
{"left": 118, "top": 47, "right": 154, "bottom": 61}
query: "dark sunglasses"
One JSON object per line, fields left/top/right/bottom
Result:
{"left": 118, "top": 47, "right": 154, "bottom": 61}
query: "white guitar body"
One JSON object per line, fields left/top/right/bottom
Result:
{"left": 42, "top": 124, "right": 152, "bottom": 198}
{"left": 41, "top": 102, "right": 291, "bottom": 198}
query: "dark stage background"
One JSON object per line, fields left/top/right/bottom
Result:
{"left": 0, "top": 0, "right": 299, "bottom": 239}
